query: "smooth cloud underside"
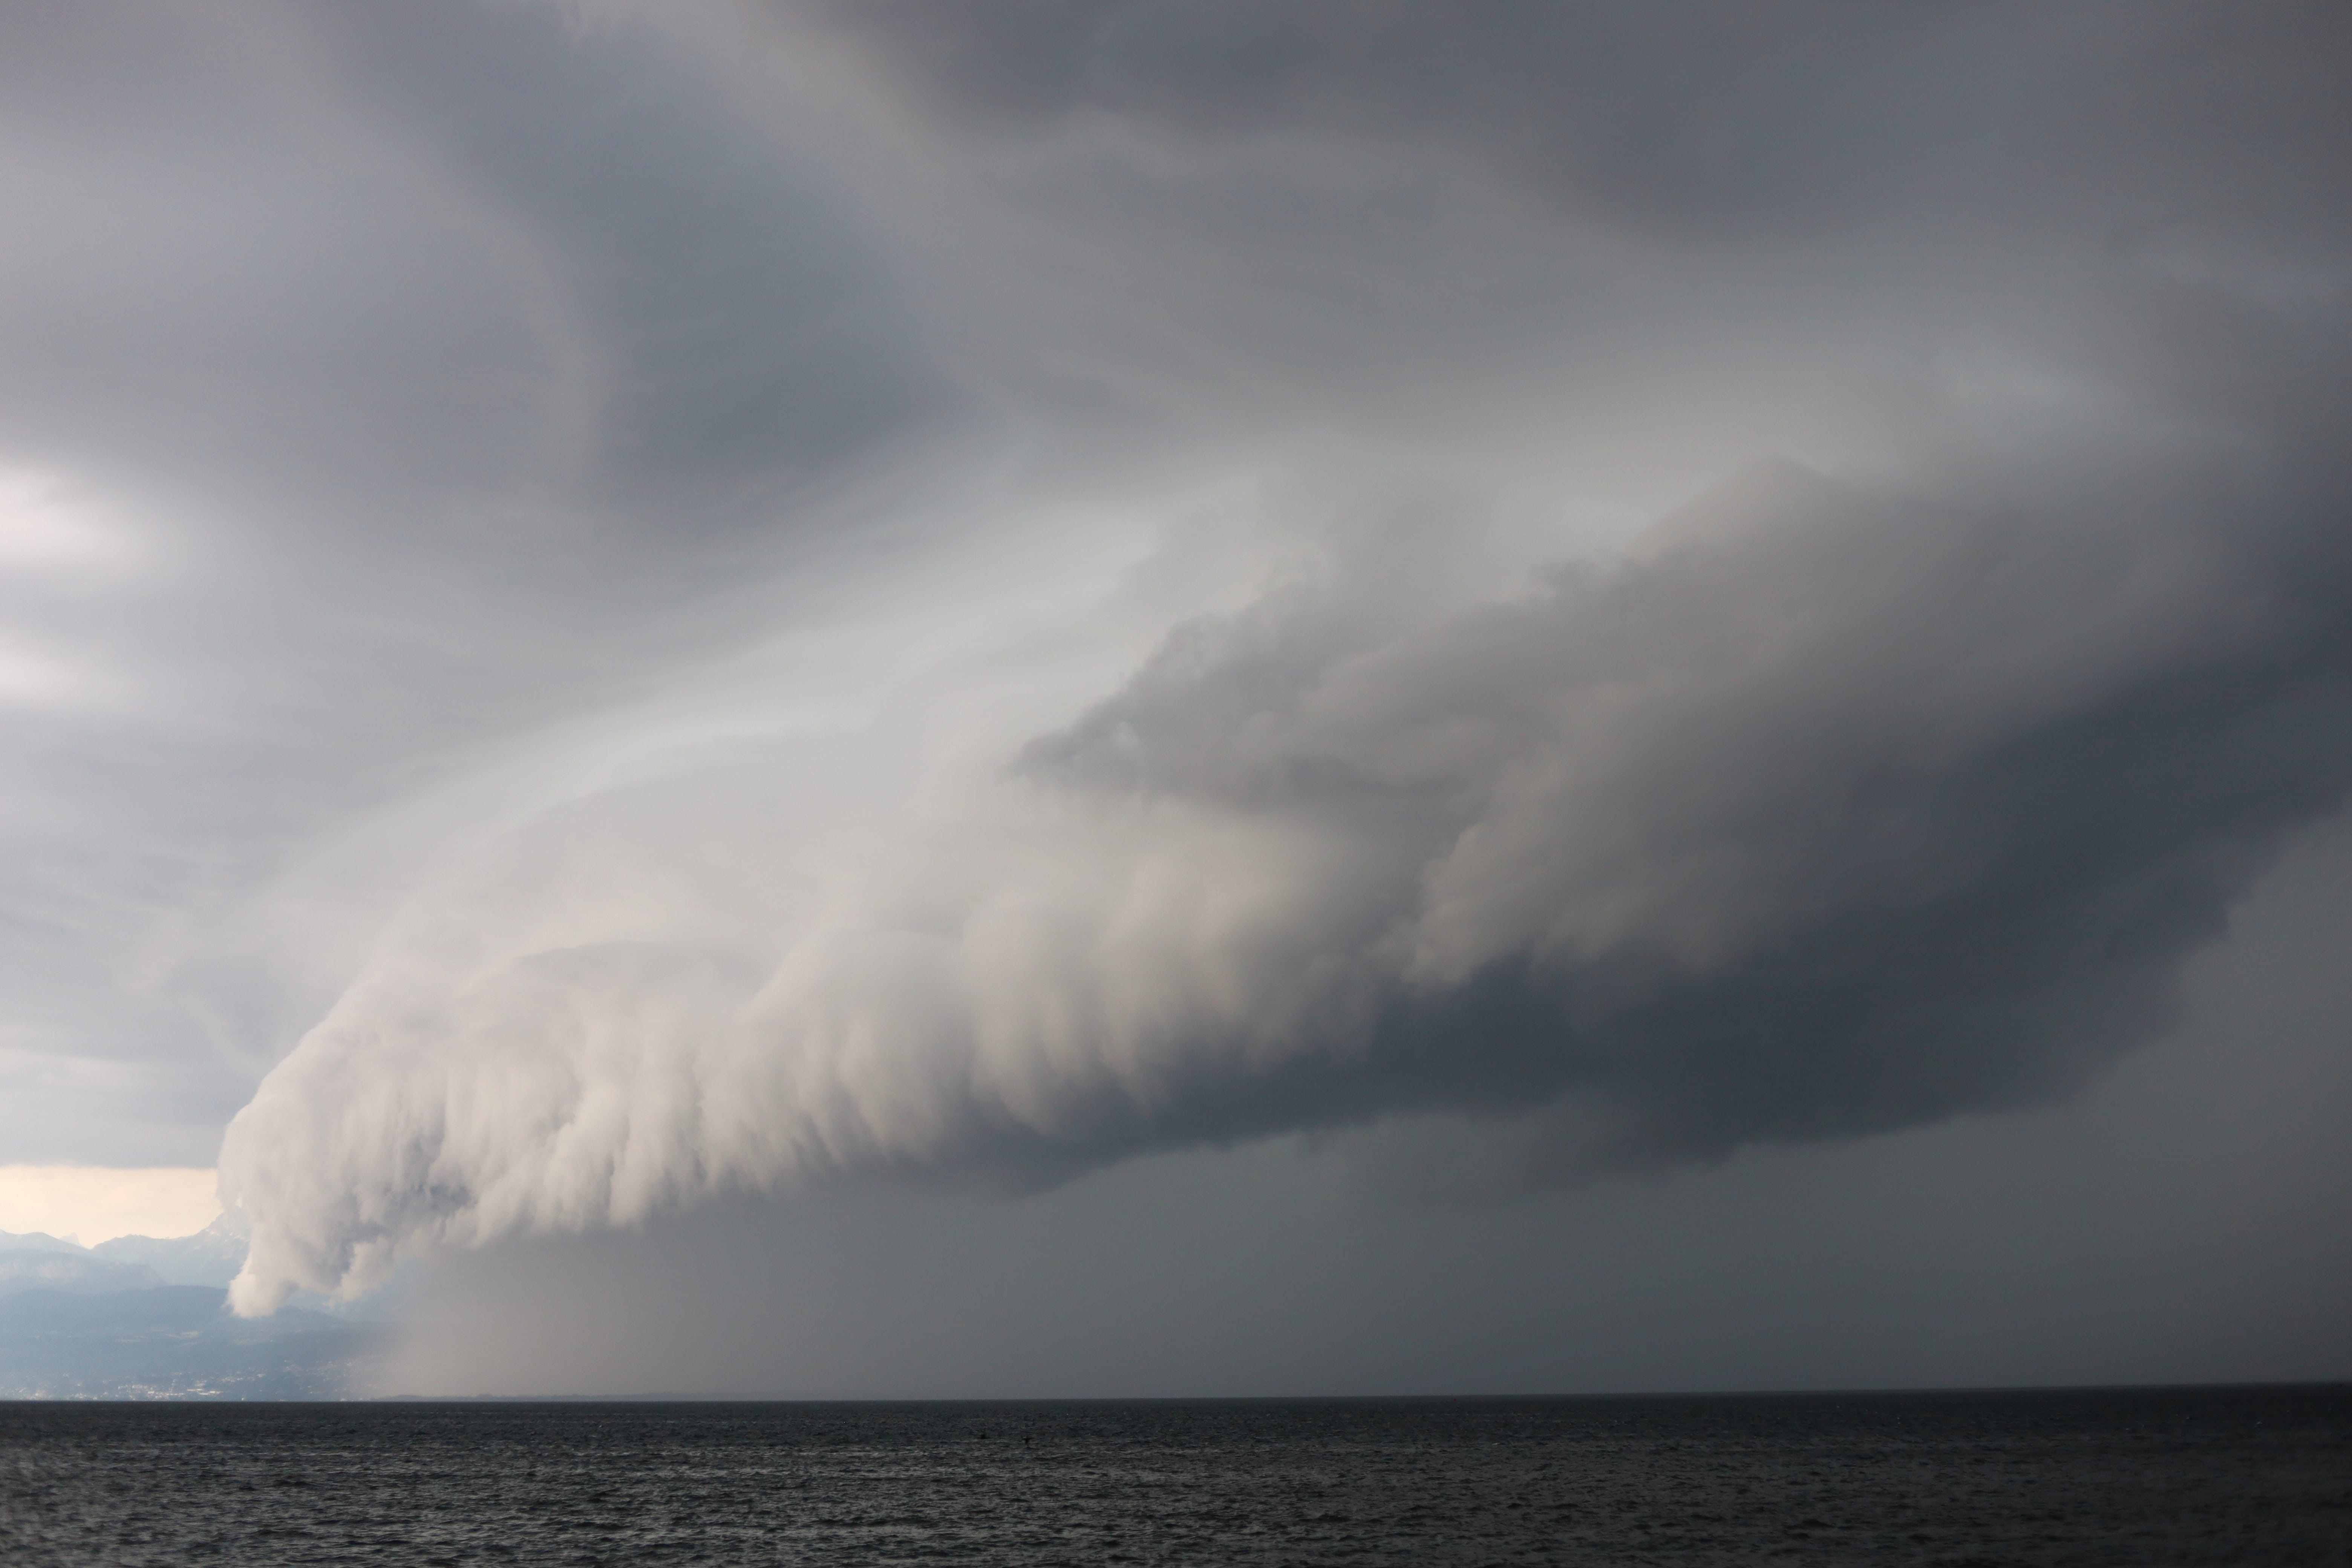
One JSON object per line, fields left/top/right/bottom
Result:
{"left": 221, "top": 459, "right": 2352, "bottom": 1310}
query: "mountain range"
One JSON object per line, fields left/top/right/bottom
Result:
{"left": 0, "top": 1213, "right": 387, "bottom": 1398}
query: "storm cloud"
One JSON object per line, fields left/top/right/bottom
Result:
{"left": 221, "top": 410, "right": 2352, "bottom": 1306}
{"left": 1, "top": 2, "right": 2343, "bottom": 1336}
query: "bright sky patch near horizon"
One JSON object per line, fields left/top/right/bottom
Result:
{"left": 0, "top": 1167, "right": 220, "bottom": 1247}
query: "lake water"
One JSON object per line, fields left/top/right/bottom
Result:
{"left": 4, "top": 1385, "right": 2348, "bottom": 1565}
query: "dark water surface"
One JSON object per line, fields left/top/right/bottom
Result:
{"left": 4, "top": 1386, "right": 2348, "bottom": 1565}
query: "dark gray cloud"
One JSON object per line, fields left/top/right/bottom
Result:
{"left": 807, "top": 0, "right": 2002, "bottom": 236}
{"left": 799, "top": 0, "right": 2352, "bottom": 239}
{"left": 766, "top": 0, "right": 2352, "bottom": 516}
{"left": 303, "top": 0, "right": 956, "bottom": 502}
{"left": 1020, "top": 460, "right": 2352, "bottom": 1181}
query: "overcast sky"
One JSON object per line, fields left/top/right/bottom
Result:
{"left": 4, "top": 0, "right": 2348, "bottom": 1392}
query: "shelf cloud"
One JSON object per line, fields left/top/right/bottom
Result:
{"left": 223, "top": 445, "right": 2352, "bottom": 1308}
{"left": 9, "top": 2, "right": 2340, "bottom": 1318}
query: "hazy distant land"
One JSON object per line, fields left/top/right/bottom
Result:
{"left": 0, "top": 1217, "right": 384, "bottom": 1399}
